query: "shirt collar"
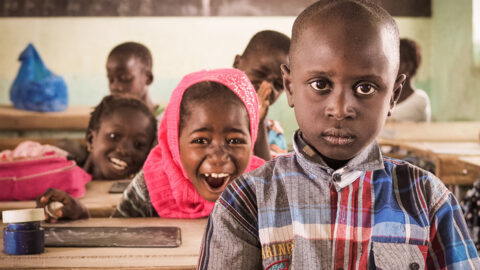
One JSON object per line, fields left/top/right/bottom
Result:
{"left": 293, "top": 130, "right": 385, "bottom": 190}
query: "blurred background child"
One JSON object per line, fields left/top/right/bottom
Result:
{"left": 37, "top": 68, "right": 264, "bottom": 221}
{"left": 389, "top": 38, "right": 431, "bottom": 122}
{"left": 106, "top": 42, "right": 163, "bottom": 116}
{"left": 233, "top": 30, "right": 291, "bottom": 159}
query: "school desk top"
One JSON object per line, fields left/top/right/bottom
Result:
{"left": 0, "top": 217, "right": 207, "bottom": 269}
{"left": 379, "top": 141, "right": 480, "bottom": 185}
{"left": 0, "top": 180, "right": 123, "bottom": 218}
{"left": 0, "top": 105, "right": 91, "bottom": 131}
{"left": 380, "top": 121, "right": 480, "bottom": 142}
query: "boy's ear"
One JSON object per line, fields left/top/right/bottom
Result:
{"left": 389, "top": 73, "right": 407, "bottom": 113}
{"left": 280, "top": 64, "right": 294, "bottom": 108}
{"left": 145, "top": 70, "right": 153, "bottom": 85}
{"left": 233, "top": 55, "right": 242, "bottom": 68}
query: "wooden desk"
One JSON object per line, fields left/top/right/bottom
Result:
{"left": 0, "top": 105, "right": 91, "bottom": 151}
{"left": 0, "top": 218, "right": 207, "bottom": 269}
{"left": 380, "top": 141, "right": 480, "bottom": 185}
{"left": 380, "top": 121, "right": 480, "bottom": 142}
{"left": 0, "top": 105, "right": 91, "bottom": 131}
{"left": 0, "top": 180, "right": 123, "bottom": 218}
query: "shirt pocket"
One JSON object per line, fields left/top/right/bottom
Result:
{"left": 372, "top": 242, "right": 428, "bottom": 270}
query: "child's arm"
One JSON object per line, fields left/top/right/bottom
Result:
{"left": 427, "top": 191, "right": 480, "bottom": 269}
{"left": 36, "top": 188, "right": 89, "bottom": 222}
{"left": 111, "top": 170, "right": 158, "bottom": 217}
{"left": 198, "top": 177, "right": 262, "bottom": 269}
{"left": 253, "top": 81, "right": 273, "bottom": 161}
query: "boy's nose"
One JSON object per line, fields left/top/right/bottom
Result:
{"left": 110, "top": 80, "right": 124, "bottom": 94}
{"left": 325, "top": 90, "right": 356, "bottom": 120}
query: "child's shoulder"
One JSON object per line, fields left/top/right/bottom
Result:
{"left": 380, "top": 155, "right": 449, "bottom": 209}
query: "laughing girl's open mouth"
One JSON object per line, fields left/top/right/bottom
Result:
{"left": 201, "top": 173, "right": 232, "bottom": 190}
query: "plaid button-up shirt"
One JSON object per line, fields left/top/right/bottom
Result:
{"left": 198, "top": 131, "right": 480, "bottom": 269}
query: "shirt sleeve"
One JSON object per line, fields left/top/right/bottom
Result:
{"left": 198, "top": 177, "right": 263, "bottom": 269}
{"left": 111, "top": 170, "right": 158, "bottom": 218}
{"left": 427, "top": 192, "right": 480, "bottom": 269}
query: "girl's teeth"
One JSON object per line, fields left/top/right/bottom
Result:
{"left": 203, "top": 173, "right": 229, "bottom": 178}
{"left": 110, "top": 157, "right": 127, "bottom": 170}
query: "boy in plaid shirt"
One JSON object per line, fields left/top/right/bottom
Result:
{"left": 198, "top": 0, "right": 480, "bottom": 269}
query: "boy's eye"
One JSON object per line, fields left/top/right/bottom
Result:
{"left": 309, "top": 80, "right": 330, "bottom": 92}
{"left": 191, "top": 138, "right": 209, "bottom": 144}
{"left": 354, "top": 83, "right": 377, "bottom": 95}
{"left": 119, "top": 75, "right": 133, "bottom": 83}
{"left": 227, "top": 138, "right": 246, "bottom": 145}
{"left": 252, "top": 70, "right": 267, "bottom": 79}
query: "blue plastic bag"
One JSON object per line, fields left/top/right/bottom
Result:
{"left": 10, "top": 43, "right": 68, "bottom": 112}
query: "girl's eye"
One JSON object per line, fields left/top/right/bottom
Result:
{"left": 227, "top": 138, "right": 246, "bottom": 145}
{"left": 134, "top": 141, "right": 146, "bottom": 150}
{"left": 191, "top": 138, "right": 209, "bottom": 144}
{"left": 354, "top": 83, "right": 377, "bottom": 95}
{"left": 108, "top": 133, "right": 119, "bottom": 140}
{"left": 309, "top": 80, "right": 330, "bottom": 92}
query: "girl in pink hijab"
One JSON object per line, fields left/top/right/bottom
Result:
{"left": 39, "top": 68, "right": 265, "bottom": 222}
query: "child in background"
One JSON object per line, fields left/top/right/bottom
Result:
{"left": 106, "top": 42, "right": 163, "bottom": 116}
{"left": 199, "top": 1, "right": 479, "bottom": 269}
{"left": 58, "top": 95, "right": 157, "bottom": 180}
{"left": 233, "top": 30, "right": 291, "bottom": 160}
{"left": 38, "top": 68, "right": 264, "bottom": 221}
{"left": 389, "top": 38, "right": 431, "bottom": 122}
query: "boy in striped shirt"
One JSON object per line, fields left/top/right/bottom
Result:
{"left": 198, "top": 0, "right": 480, "bottom": 269}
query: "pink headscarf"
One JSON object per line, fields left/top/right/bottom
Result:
{"left": 143, "top": 68, "right": 265, "bottom": 218}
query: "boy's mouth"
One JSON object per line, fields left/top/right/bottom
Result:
{"left": 109, "top": 157, "right": 128, "bottom": 171}
{"left": 322, "top": 129, "right": 355, "bottom": 146}
{"left": 201, "top": 173, "right": 232, "bottom": 192}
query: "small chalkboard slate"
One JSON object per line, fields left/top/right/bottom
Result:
{"left": 44, "top": 226, "right": 181, "bottom": 247}
{"left": 108, "top": 180, "right": 131, "bottom": 193}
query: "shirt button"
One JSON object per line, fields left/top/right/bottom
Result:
{"left": 409, "top": 262, "right": 420, "bottom": 270}
{"left": 333, "top": 174, "right": 341, "bottom": 182}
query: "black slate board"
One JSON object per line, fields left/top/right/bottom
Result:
{"left": 44, "top": 226, "right": 181, "bottom": 248}
{"left": 108, "top": 180, "right": 131, "bottom": 193}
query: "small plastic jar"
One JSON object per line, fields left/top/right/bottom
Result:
{"left": 3, "top": 208, "right": 45, "bottom": 255}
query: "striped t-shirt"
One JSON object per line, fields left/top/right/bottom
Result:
{"left": 198, "top": 131, "right": 480, "bottom": 269}
{"left": 112, "top": 171, "right": 158, "bottom": 218}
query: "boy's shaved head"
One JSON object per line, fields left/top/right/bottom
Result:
{"left": 291, "top": 0, "right": 400, "bottom": 72}
{"left": 108, "top": 42, "right": 153, "bottom": 71}
{"left": 282, "top": 0, "right": 406, "bottom": 168}
{"left": 242, "top": 30, "right": 290, "bottom": 57}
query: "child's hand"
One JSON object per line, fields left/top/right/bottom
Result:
{"left": 36, "top": 188, "right": 89, "bottom": 223}
{"left": 257, "top": 81, "right": 272, "bottom": 121}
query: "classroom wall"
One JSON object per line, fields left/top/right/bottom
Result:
{"left": 0, "top": 0, "right": 475, "bottom": 142}
{"left": 431, "top": 0, "right": 480, "bottom": 121}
